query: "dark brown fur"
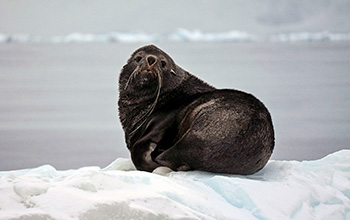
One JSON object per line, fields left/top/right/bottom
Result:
{"left": 118, "top": 45, "right": 274, "bottom": 175}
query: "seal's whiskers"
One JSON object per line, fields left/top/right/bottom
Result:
{"left": 124, "top": 65, "right": 140, "bottom": 90}
{"left": 130, "top": 72, "right": 162, "bottom": 135}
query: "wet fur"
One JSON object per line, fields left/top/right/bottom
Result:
{"left": 118, "top": 45, "right": 274, "bottom": 175}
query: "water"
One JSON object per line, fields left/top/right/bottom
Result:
{"left": 0, "top": 42, "right": 349, "bottom": 170}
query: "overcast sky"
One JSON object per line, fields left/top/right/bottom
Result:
{"left": 1, "top": 0, "right": 350, "bottom": 36}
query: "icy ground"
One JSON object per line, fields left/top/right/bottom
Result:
{"left": 0, "top": 150, "right": 349, "bottom": 220}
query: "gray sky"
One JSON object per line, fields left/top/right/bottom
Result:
{"left": 1, "top": 0, "right": 350, "bottom": 36}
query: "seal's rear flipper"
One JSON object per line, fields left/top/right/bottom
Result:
{"left": 177, "top": 165, "right": 191, "bottom": 171}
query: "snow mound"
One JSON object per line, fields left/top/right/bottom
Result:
{"left": 0, "top": 150, "right": 349, "bottom": 220}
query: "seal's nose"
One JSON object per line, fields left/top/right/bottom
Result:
{"left": 147, "top": 55, "right": 157, "bottom": 67}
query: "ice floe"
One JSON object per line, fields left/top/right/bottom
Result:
{"left": 0, "top": 150, "right": 349, "bottom": 220}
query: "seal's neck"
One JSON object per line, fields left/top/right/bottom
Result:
{"left": 118, "top": 88, "right": 156, "bottom": 131}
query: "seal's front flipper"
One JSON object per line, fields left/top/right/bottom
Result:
{"left": 131, "top": 141, "right": 160, "bottom": 172}
{"left": 150, "top": 146, "right": 165, "bottom": 163}
{"left": 155, "top": 131, "right": 196, "bottom": 172}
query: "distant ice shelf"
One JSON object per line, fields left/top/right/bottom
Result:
{"left": 0, "top": 150, "right": 349, "bottom": 220}
{"left": 1, "top": 29, "right": 350, "bottom": 44}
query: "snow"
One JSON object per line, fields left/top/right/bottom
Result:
{"left": 0, "top": 150, "right": 349, "bottom": 220}
{"left": 1, "top": 29, "right": 350, "bottom": 44}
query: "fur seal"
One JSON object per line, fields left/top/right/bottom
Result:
{"left": 118, "top": 45, "right": 274, "bottom": 175}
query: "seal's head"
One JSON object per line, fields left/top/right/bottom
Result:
{"left": 120, "top": 45, "right": 180, "bottom": 94}
{"left": 119, "top": 45, "right": 188, "bottom": 141}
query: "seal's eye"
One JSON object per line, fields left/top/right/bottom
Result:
{"left": 135, "top": 56, "right": 142, "bottom": 62}
{"left": 161, "top": 60, "right": 166, "bottom": 68}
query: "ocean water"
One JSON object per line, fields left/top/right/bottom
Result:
{"left": 0, "top": 42, "right": 349, "bottom": 170}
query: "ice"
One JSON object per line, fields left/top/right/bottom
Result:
{"left": 51, "top": 32, "right": 159, "bottom": 43}
{"left": 168, "top": 29, "right": 258, "bottom": 42}
{"left": 1, "top": 30, "right": 350, "bottom": 44}
{"left": 0, "top": 150, "right": 349, "bottom": 220}
{"left": 269, "top": 32, "right": 350, "bottom": 42}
